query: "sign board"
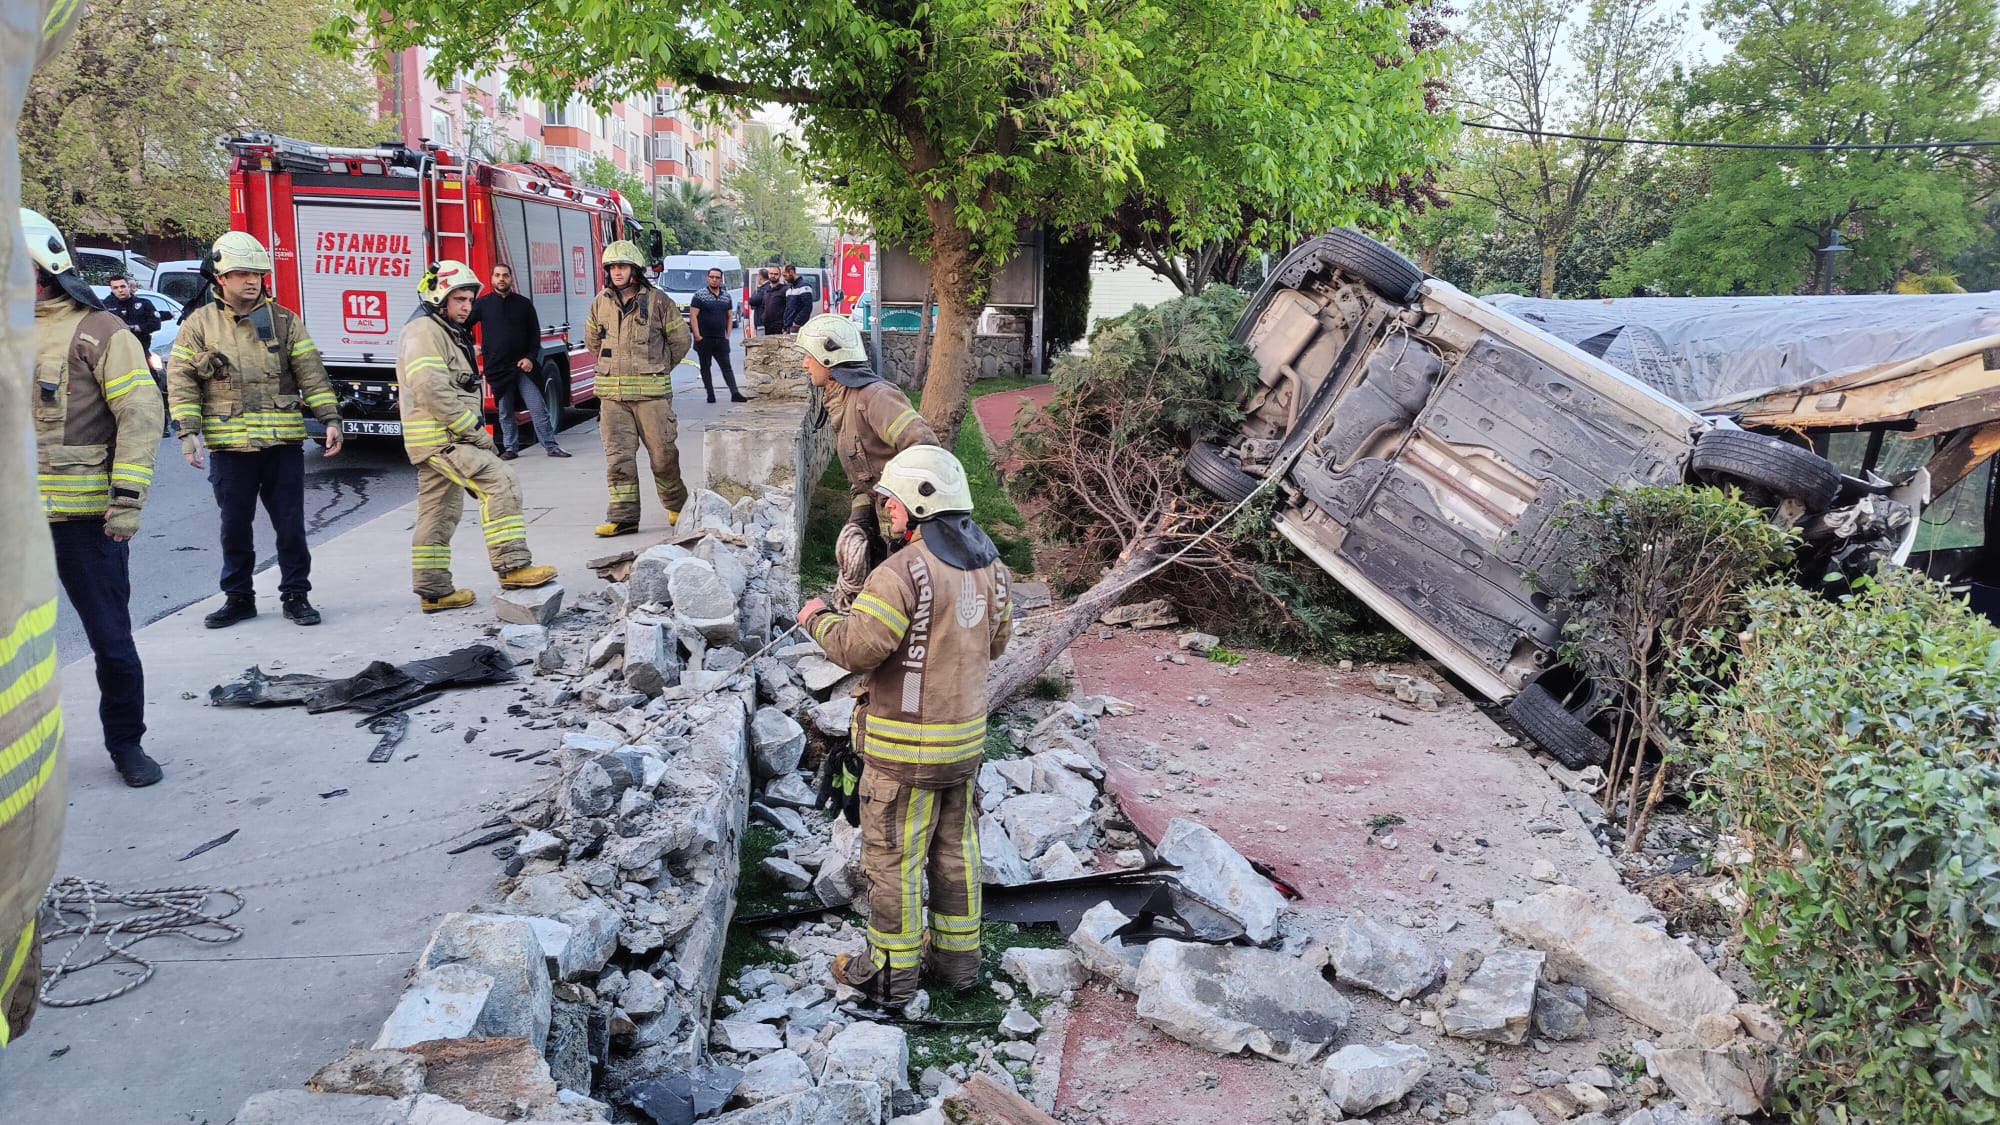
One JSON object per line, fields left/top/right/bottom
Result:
{"left": 292, "top": 200, "right": 425, "bottom": 365}
{"left": 837, "top": 242, "right": 870, "bottom": 314}
{"left": 877, "top": 237, "right": 1039, "bottom": 307}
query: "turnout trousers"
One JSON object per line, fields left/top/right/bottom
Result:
{"left": 600, "top": 396, "right": 687, "bottom": 524}
{"left": 48, "top": 520, "right": 145, "bottom": 760}
{"left": 847, "top": 769, "right": 982, "bottom": 1004}
{"left": 209, "top": 446, "right": 310, "bottom": 597}
{"left": 411, "top": 445, "right": 533, "bottom": 597}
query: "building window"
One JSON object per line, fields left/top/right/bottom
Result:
{"left": 429, "top": 109, "right": 456, "bottom": 145}
{"left": 544, "top": 100, "right": 569, "bottom": 127}
{"left": 596, "top": 113, "right": 608, "bottom": 139}
{"left": 654, "top": 89, "right": 679, "bottom": 116}
{"left": 661, "top": 134, "right": 683, "bottom": 163}
{"left": 544, "top": 145, "right": 578, "bottom": 173}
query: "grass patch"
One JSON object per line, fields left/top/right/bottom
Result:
{"left": 717, "top": 933, "right": 799, "bottom": 1003}
{"left": 1026, "top": 677, "right": 1069, "bottom": 701}
{"left": 905, "top": 921, "right": 1067, "bottom": 1072}
{"left": 982, "top": 724, "right": 1027, "bottom": 762}
{"left": 1206, "top": 645, "right": 1245, "bottom": 666}
{"left": 801, "top": 379, "right": 1041, "bottom": 595}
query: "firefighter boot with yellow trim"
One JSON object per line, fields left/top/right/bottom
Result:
{"left": 499, "top": 565, "right": 558, "bottom": 589}
{"left": 594, "top": 522, "right": 638, "bottom": 538}
{"left": 420, "top": 589, "right": 477, "bottom": 613}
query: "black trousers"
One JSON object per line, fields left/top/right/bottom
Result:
{"left": 209, "top": 446, "right": 310, "bottom": 598}
{"left": 694, "top": 337, "right": 742, "bottom": 398}
{"left": 50, "top": 520, "right": 146, "bottom": 755}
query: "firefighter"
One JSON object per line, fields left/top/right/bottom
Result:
{"left": 399, "top": 261, "right": 558, "bottom": 611}
{"left": 25, "top": 208, "right": 165, "bottom": 788}
{"left": 584, "top": 240, "right": 689, "bottom": 537}
{"left": 6, "top": 0, "right": 91, "bottom": 1051}
{"left": 166, "top": 230, "right": 344, "bottom": 629}
{"left": 796, "top": 313, "right": 940, "bottom": 596}
{"left": 796, "top": 445, "right": 1014, "bottom": 1007}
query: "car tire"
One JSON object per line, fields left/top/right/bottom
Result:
{"left": 1186, "top": 440, "right": 1260, "bottom": 504}
{"left": 1690, "top": 429, "right": 1841, "bottom": 511}
{"left": 542, "top": 360, "right": 572, "bottom": 433}
{"left": 1312, "top": 228, "right": 1426, "bottom": 303}
{"left": 1506, "top": 683, "right": 1613, "bottom": 770}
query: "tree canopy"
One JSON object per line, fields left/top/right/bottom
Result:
{"left": 327, "top": 0, "right": 1454, "bottom": 441}
{"left": 25, "top": 0, "right": 378, "bottom": 242}
{"left": 727, "top": 134, "right": 824, "bottom": 268}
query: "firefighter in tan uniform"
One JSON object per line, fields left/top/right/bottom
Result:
{"left": 797, "top": 446, "right": 1013, "bottom": 1007}
{"left": 584, "top": 240, "right": 689, "bottom": 537}
{"left": 398, "top": 260, "right": 557, "bottom": 611}
{"left": 166, "top": 231, "right": 344, "bottom": 629}
{"left": 797, "top": 314, "right": 939, "bottom": 557}
{"left": 5, "top": 0, "right": 90, "bottom": 1049}
{"left": 27, "top": 209, "right": 164, "bottom": 788}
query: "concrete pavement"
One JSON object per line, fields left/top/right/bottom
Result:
{"left": 0, "top": 360, "right": 752, "bottom": 1123}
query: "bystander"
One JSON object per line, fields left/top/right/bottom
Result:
{"left": 469, "top": 264, "right": 569, "bottom": 460}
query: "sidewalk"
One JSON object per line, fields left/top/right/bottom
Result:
{"left": 0, "top": 366, "right": 744, "bottom": 1123}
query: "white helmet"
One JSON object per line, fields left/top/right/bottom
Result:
{"left": 876, "top": 444, "right": 972, "bottom": 520}
{"left": 212, "top": 231, "right": 273, "bottom": 274}
{"left": 418, "top": 259, "right": 481, "bottom": 307}
{"left": 19, "top": 208, "right": 73, "bottom": 275}
{"left": 797, "top": 313, "right": 869, "bottom": 367}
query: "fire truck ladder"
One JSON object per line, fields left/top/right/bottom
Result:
{"left": 424, "top": 153, "right": 471, "bottom": 267}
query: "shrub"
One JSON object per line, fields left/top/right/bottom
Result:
{"left": 1547, "top": 486, "right": 1795, "bottom": 847}
{"left": 1685, "top": 568, "right": 2000, "bottom": 1122}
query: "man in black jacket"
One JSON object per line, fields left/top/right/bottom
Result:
{"left": 468, "top": 264, "right": 569, "bottom": 460}
{"left": 104, "top": 274, "right": 161, "bottom": 353}
{"left": 749, "top": 268, "right": 770, "bottom": 336}
{"left": 783, "top": 264, "right": 815, "bottom": 332}
{"left": 761, "top": 267, "right": 790, "bottom": 335}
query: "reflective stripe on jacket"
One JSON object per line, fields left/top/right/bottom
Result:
{"left": 582, "top": 285, "right": 688, "bottom": 400}
{"left": 33, "top": 299, "right": 162, "bottom": 521}
{"left": 810, "top": 538, "right": 1013, "bottom": 786}
{"left": 164, "top": 293, "right": 339, "bottom": 450}
{"left": 826, "top": 377, "right": 939, "bottom": 517}
{"left": 397, "top": 314, "right": 486, "bottom": 465}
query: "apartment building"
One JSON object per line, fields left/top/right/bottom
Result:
{"left": 378, "top": 48, "right": 750, "bottom": 198}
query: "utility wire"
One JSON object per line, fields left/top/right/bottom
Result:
{"left": 1463, "top": 119, "right": 2000, "bottom": 151}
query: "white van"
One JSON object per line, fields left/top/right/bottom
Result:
{"left": 659, "top": 251, "right": 744, "bottom": 326}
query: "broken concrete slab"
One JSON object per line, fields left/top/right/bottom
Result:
{"left": 1443, "top": 948, "right": 1543, "bottom": 1045}
{"left": 1177, "top": 631, "right": 1220, "bottom": 654}
{"left": 806, "top": 695, "right": 855, "bottom": 738}
{"left": 978, "top": 812, "right": 1032, "bottom": 886}
{"left": 1070, "top": 901, "right": 1146, "bottom": 992}
{"left": 307, "top": 1048, "right": 426, "bottom": 1098}
{"left": 1647, "top": 1043, "right": 1775, "bottom": 1116}
{"left": 1155, "top": 818, "right": 1285, "bottom": 944}
{"left": 1028, "top": 753, "right": 1099, "bottom": 808}
{"left": 498, "top": 623, "right": 551, "bottom": 668}
{"left": 706, "top": 1080, "right": 882, "bottom": 1125}
{"left": 400, "top": 1037, "right": 562, "bottom": 1121}
{"left": 763, "top": 773, "right": 819, "bottom": 810}
{"left": 624, "top": 615, "right": 680, "bottom": 698}
{"left": 750, "top": 707, "right": 807, "bottom": 779}
{"left": 1494, "top": 885, "right": 1738, "bottom": 1034}
{"left": 1324, "top": 913, "right": 1442, "bottom": 1001}
{"left": 1000, "top": 947, "right": 1089, "bottom": 998}
{"left": 712, "top": 1019, "right": 785, "bottom": 1055}
{"left": 1319, "top": 1042, "right": 1430, "bottom": 1116}
{"left": 235, "top": 1090, "right": 418, "bottom": 1125}
{"left": 1533, "top": 984, "right": 1593, "bottom": 1042}
{"left": 734, "top": 1049, "right": 814, "bottom": 1105}
{"left": 1099, "top": 598, "right": 1178, "bottom": 629}
{"left": 629, "top": 543, "right": 695, "bottom": 607}
{"left": 1030, "top": 841, "right": 1087, "bottom": 881}
{"left": 412, "top": 914, "right": 553, "bottom": 1050}
{"left": 495, "top": 582, "right": 565, "bottom": 628}
{"left": 373, "top": 963, "right": 494, "bottom": 1049}
{"left": 760, "top": 856, "right": 812, "bottom": 891}
{"left": 939, "top": 1074, "right": 1060, "bottom": 1124}
{"left": 824, "top": 1020, "right": 911, "bottom": 1102}
{"left": 1134, "top": 940, "right": 1351, "bottom": 1065}
{"left": 795, "top": 656, "right": 851, "bottom": 696}
{"left": 998, "top": 794, "right": 1093, "bottom": 862}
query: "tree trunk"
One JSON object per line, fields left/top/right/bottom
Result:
{"left": 1538, "top": 241, "right": 1558, "bottom": 299}
{"left": 986, "top": 537, "right": 1164, "bottom": 710}
{"left": 917, "top": 199, "right": 985, "bottom": 447}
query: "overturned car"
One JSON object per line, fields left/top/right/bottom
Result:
{"left": 1191, "top": 229, "right": 2000, "bottom": 768}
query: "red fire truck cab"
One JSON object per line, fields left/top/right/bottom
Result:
{"left": 227, "top": 131, "right": 645, "bottom": 439}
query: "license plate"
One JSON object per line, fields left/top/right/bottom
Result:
{"left": 346, "top": 420, "right": 402, "bottom": 436}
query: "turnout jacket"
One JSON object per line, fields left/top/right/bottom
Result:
{"left": 33, "top": 298, "right": 162, "bottom": 521}
{"left": 166, "top": 292, "right": 339, "bottom": 449}
{"left": 825, "top": 377, "right": 940, "bottom": 522}
{"left": 397, "top": 313, "right": 489, "bottom": 465}
{"left": 583, "top": 284, "right": 689, "bottom": 400}
{"left": 808, "top": 536, "right": 1013, "bottom": 787}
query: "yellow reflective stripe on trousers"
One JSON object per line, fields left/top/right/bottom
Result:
{"left": 0, "top": 923, "right": 35, "bottom": 1048}
{"left": 865, "top": 785, "right": 934, "bottom": 971}
{"left": 412, "top": 545, "right": 453, "bottom": 569}
{"left": 483, "top": 516, "right": 526, "bottom": 544}
{"left": 852, "top": 593, "right": 910, "bottom": 638}
{"left": 0, "top": 599, "right": 63, "bottom": 826}
{"left": 608, "top": 484, "right": 640, "bottom": 501}
{"left": 103, "top": 367, "right": 150, "bottom": 400}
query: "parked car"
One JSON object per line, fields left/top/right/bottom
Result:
{"left": 1191, "top": 230, "right": 1996, "bottom": 768}
{"left": 73, "top": 247, "right": 157, "bottom": 287}
{"left": 91, "top": 285, "right": 183, "bottom": 380}
{"left": 149, "top": 259, "right": 208, "bottom": 309}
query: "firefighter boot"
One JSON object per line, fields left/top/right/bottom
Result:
{"left": 204, "top": 595, "right": 256, "bottom": 629}
{"left": 499, "top": 565, "right": 558, "bottom": 589}
{"left": 594, "top": 522, "right": 638, "bottom": 538}
{"left": 420, "top": 589, "right": 477, "bottom": 613}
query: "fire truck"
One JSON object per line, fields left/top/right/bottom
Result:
{"left": 226, "top": 131, "right": 649, "bottom": 439}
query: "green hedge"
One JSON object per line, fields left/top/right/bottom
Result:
{"left": 1687, "top": 568, "right": 2000, "bottom": 1122}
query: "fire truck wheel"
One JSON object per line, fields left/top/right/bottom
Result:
{"left": 542, "top": 360, "right": 574, "bottom": 432}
